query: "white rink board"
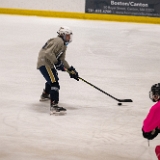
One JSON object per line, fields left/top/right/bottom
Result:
{"left": 0, "top": 0, "right": 85, "bottom": 12}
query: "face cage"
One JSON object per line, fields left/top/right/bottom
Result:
{"left": 149, "top": 91, "right": 160, "bottom": 102}
{"left": 63, "top": 34, "right": 72, "bottom": 44}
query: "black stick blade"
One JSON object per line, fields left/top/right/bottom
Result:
{"left": 118, "top": 99, "right": 133, "bottom": 102}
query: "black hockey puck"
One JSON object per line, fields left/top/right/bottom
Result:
{"left": 118, "top": 103, "right": 122, "bottom": 106}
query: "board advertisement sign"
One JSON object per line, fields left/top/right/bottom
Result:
{"left": 85, "top": 0, "right": 160, "bottom": 17}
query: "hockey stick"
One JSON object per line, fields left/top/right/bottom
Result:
{"left": 65, "top": 68, "right": 132, "bottom": 102}
{"left": 78, "top": 77, "right": 133, "bottom": 103}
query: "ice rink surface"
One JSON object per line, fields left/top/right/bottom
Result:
{"left": 0, "top": 14, "right": 160, "bottom": 160}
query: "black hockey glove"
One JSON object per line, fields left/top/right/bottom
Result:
{"left": 68, "top": 66, "right": 79, "bottom": 81}
{"left": 142, "top": 127, "right": 160, "bottom": 140}
{"left": 55, "top": 60, "right": 65, "bottom": 71}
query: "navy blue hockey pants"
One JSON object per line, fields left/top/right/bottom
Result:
{"left": 39, "top": 66, "right": 60, "bottom": 104}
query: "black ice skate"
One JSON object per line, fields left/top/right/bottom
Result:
{"left": 40, "top": 90, "right": 50, "bottom": 101}
{"left": 50, "top": 103, "right": 66, "bottom": 115}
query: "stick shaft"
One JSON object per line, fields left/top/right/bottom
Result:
{"left": 79, "top": 77, "right": 132, "bottom": 102}
{"left": 79, "top": 77, "right": 118, "bottom": 101}
{"left": 65, "top": 68, "right": 133, "bottom": 103}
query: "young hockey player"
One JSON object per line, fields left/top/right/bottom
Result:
{"left": 37, "top": 26, "right": 79, "bottom": 114}
{"left": 142, "top": 83, "right": 160, "bottom": 160}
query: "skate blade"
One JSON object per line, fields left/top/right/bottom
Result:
{"left": 39, "top": 98, "right": 50, "bottom": 102}
{"left": 50, "top": 111, "right": 66, "bottom": 115}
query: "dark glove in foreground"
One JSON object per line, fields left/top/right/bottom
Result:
{"left": 142, "top": 127, "right": 160, "bottom": 140}
{"left": 55, "top": 60, "right": 65, "bottom": 71}
{"left": 68, "top": 66, "right": 79, "bottom": 81}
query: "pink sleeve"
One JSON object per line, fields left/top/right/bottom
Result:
{"left": 143, "top": 102, "right": 160, "bottom": 132}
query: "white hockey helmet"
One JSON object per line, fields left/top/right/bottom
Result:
{"left": 57, "top": 26, "right": 73, "bottom": 45}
